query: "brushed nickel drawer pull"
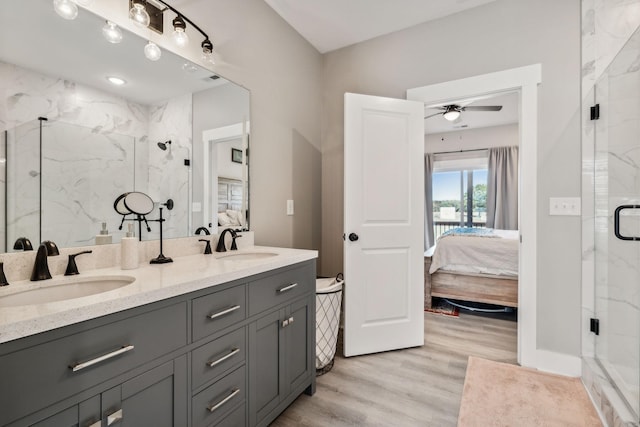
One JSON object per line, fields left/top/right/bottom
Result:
{"left": 288, "top": 316, "right": 294, "bottom": 325}
{"left": 277, "top": 283, "right": 298, "bottom": 293}
{"left": 207, "top": 388, "right": 240, "bottom": 413}
{"left": 70, "top": 345, "right": 135, "bottom": 372}
{"left": 87, "top": 420, "right": 102, "bottom": 427}
{"left": 106, "top": 408, "right": 123, "bottom": 426}
{"left": 208, "top": 305, "right": 240, "bottom": 320}
{"left": 207, "top": 348, "right": 240, "bottom": 368}
{"left": 282, "top": 318, "right": 289, "bottom": 328}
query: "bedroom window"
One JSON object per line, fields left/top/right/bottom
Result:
{"left": 432, "top": 151, "right": 488, "bottom": 238}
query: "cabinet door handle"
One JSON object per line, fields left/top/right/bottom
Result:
{"left": 69, "top": 345, "right": 134, "bottom": 372}
{"left": 207, "top": 388, "right": 240, "bottom": 413}
{"left": 208, "top": 305, "right": 241, "bottom": 320}
{"left": 207, "top": 348, "right": 240, "bottom": 368}
{"left": 277, "top": 283, "right": 298, "bottom": 293}
{"left": 106, "top": 408, "right": 123, "bottom": 426}
{"left": 288, "top": 316, "right": 294, "bottom": 325}
{"left": 86, "top": 420, "right": 102, "bottom": 427}
{"left": 282, "top": 319, "right": 289, "bottom": 328}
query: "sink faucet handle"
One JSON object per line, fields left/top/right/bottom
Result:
{"left": 0, "top": 262, "right": 9, "bottom": 287}
{"left": 230, "top": 232, "right": 242, "bottom": 251}
{"left": 199, "top": 239, "right": 212, "bottom": 255}
{"left": 13, "top": 237, "right": 33, "bottom": 251}
{"left": 64, "top": 250, "right": 93, "bottom": 276}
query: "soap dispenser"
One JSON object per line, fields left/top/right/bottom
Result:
{"left": 95, "top": 222, "right": 112, "bottom": 245}
{"left": 121, "top": 223, "right": 139, "bottom": 270}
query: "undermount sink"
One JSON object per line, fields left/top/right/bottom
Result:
{"left": 0, "top": 276, "right": 135, "bottom": 307}
{"left": 217, "top": 252, "right": 278, "bottom": 261}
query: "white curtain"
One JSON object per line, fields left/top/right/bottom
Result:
{"left": 424, "top": 153, "right": 435, "bottom": 249}
{"left": 486, "top": 146, "right": 518, "bottom": 230}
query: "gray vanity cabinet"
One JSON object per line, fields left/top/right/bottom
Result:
{"left": 0, "top": 260, "right": 316, "bottom": 427}
{"left": 248, "top": 263, "right": 315, "bottom": 427}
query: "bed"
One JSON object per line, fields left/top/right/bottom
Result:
{"left": 424, "top": 228, "right": 519, "bottom": 309}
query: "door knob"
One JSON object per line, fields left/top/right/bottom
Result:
{"left": 348, "top": 233, "right": 359, "bottom": 242}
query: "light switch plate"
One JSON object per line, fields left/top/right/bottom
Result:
{"left": 549, "top": 197, "right": 581, "bottom": 216}
{"left": 286, "top": 199, "right": 294, "bottom": 216}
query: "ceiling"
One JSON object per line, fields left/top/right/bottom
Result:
{"left": 264, "top": 0, "right": 497, "bottom": 53}
{"left": 424, "top": 92, "right": 519, "bottom": 135}
{"left": 0, "top": 0, "right": 226, "bottom": 106}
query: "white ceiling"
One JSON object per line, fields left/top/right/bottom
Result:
{"left": 0, "top": 0, "right": 226, "bottom": 106}
{"left": 264, "top": 0, "right": 497, "bottom": 53}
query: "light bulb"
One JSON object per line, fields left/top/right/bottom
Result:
{"left": 102, "top": 21, "right": 123, "bottom": 44}
{"left": 201, "top": 50, "right": 215, "bottom": 65}
{"left": 53, "top": 0, "right": 78, "bottom": 20}
{"left": 144, "top": 41, "right": 161, "bottom": 61}
{"left": 129, "top": 2, "right": 150, "bottom": 27}
{"left": 173, "top": 28, "right": 189, "bottom": 47}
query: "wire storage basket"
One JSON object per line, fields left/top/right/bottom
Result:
{"left": 315, "top": 273, "right": 344, "bottom": 375}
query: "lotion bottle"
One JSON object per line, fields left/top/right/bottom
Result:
{"left": 95, "top": 222, "right": 112, "bottom": 245}
{"left": 121, "top": 223, "right": 139, "bottom": 270}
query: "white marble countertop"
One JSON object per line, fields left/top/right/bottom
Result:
{"left": 0, "top": 246, "right": 317, "bottom": 344}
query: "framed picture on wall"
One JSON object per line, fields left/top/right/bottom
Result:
{"left": 231, "top": 148, "right": 242, "bottom": 164}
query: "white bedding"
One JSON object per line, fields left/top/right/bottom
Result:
{"left": 428, "top": 229, "right": 519, "bottom": 277}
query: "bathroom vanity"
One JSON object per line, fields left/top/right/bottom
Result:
{"left": 0, "top": 248, "right": 316, "bottom": 427}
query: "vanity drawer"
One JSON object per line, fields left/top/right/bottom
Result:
{"left": 0, "top": 302, "right": 187, "bottom": 426}
{"left": 192, "top": 285, "right": 246, "bottom": 341}
{"left": 192, "top": 366, "right": 246, "bottom": 427}
{"left": 192, "top": 326, "right": 246, "bottom": 390}
{"left": 248, "top": 263, "right": 314, "bottom": 316}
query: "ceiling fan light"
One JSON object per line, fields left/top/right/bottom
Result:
{"left": 443, "top": 110, "right": 460, "bottom": 121}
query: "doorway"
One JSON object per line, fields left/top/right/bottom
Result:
{"left": 407, "top": 64, "right": 541, "bottom": 368}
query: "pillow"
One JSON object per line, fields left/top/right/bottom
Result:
{"left": 218, "top": 212, "right": 233, "bottom": 227}
{"left": 226, "top": 210, "right": 243, "bottom": 226}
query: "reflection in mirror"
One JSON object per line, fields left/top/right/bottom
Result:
{"left": 0, "top": 0, "right": 250, "bottom": 253}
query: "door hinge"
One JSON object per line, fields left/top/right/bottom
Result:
{"left": 590, "top": 318, "right": 599, "bottom": 335}
{"left": 590, "top": 104, "right": 600, "bottom": 120}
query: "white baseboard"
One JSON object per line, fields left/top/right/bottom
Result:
{"left": 535, "top": 349, "right": 582, "bottom": 377}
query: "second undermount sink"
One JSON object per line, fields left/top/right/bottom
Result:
{"left": 217, "top": 252, "right": 278, "bottom": 261}
{"left": 0, "top": 276, "right": 136, "bottom": 307}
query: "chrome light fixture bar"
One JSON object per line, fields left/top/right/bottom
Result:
{"left": 128, "top": 0, "right": 215, "bottom": 63}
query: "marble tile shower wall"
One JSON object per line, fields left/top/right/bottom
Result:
{"left": 0, "top": 61, "right": 192, "bottom": 248}
{"left": 582, "top": 1, "right": 640, "bottom": 425}
{"left": 581, "top": 0, "right": 640, "bottom": 358}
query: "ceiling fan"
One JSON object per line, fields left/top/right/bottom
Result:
{"left": 425, "top": 104, "right": 503, "bottom": 121}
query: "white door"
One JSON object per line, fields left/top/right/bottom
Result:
{"left": 343, "top": 93, "right": 425, "bottom": 357}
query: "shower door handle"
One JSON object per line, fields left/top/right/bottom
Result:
{"left": 614, "top": 205, "right": 640, "bottom": 241}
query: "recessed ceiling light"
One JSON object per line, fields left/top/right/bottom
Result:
{"left": 106, "top": 76, "right": 126, "bottom": 86}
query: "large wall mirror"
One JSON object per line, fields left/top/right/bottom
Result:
{"left": 0, "top": 0, "right": 250, "bottom": 252}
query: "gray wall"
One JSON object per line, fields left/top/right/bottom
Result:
{"left": 320, "top": 0, "right": 582, "bottom": 356}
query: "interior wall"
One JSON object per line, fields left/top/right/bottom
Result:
{"left": 425, "top": 123, "right": 519, "bottom": 153}
{"left": 84, "top": 0, "right": 323, "bottom": 251}
{"left": 321, "top": 0, "right": 582, "bottom": 356}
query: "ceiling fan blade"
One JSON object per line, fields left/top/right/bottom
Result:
{"left": 424, "top": 112, "right": 444, "bottom": 119}
{"left": 462, "top": 105, "right": 503, "bottom": 111}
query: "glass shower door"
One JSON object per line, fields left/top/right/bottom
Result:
{"left": 593, "top": 26, "right": 640, "bottom": 418}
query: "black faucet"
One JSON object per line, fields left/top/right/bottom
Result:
{"left": 230, "top": 232, "right": 242, "bottom": 250}
{"left": 215, "top": 229, "right": 237, "bottom": 252}
{"left": 31, "top": 241, "right": 60, "bottom": 281}
{"left": 13, "top": 237, "right": 33, "bottom": 251}
{"left": 199, "top": 239, "right": 212, "bottom": 254}
{"left": 64, "top": 250, "right": 93, "bottom": 276}
{"left": 195, "top": 227, "right": 211, "bottom": 235}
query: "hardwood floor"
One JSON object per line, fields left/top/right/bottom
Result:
{"left": 271, "top": 311, "right": 517, "bottom": 427}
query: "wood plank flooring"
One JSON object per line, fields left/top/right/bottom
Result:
{"left": 271, "top": 312, "right": 517, "bottom": 427}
